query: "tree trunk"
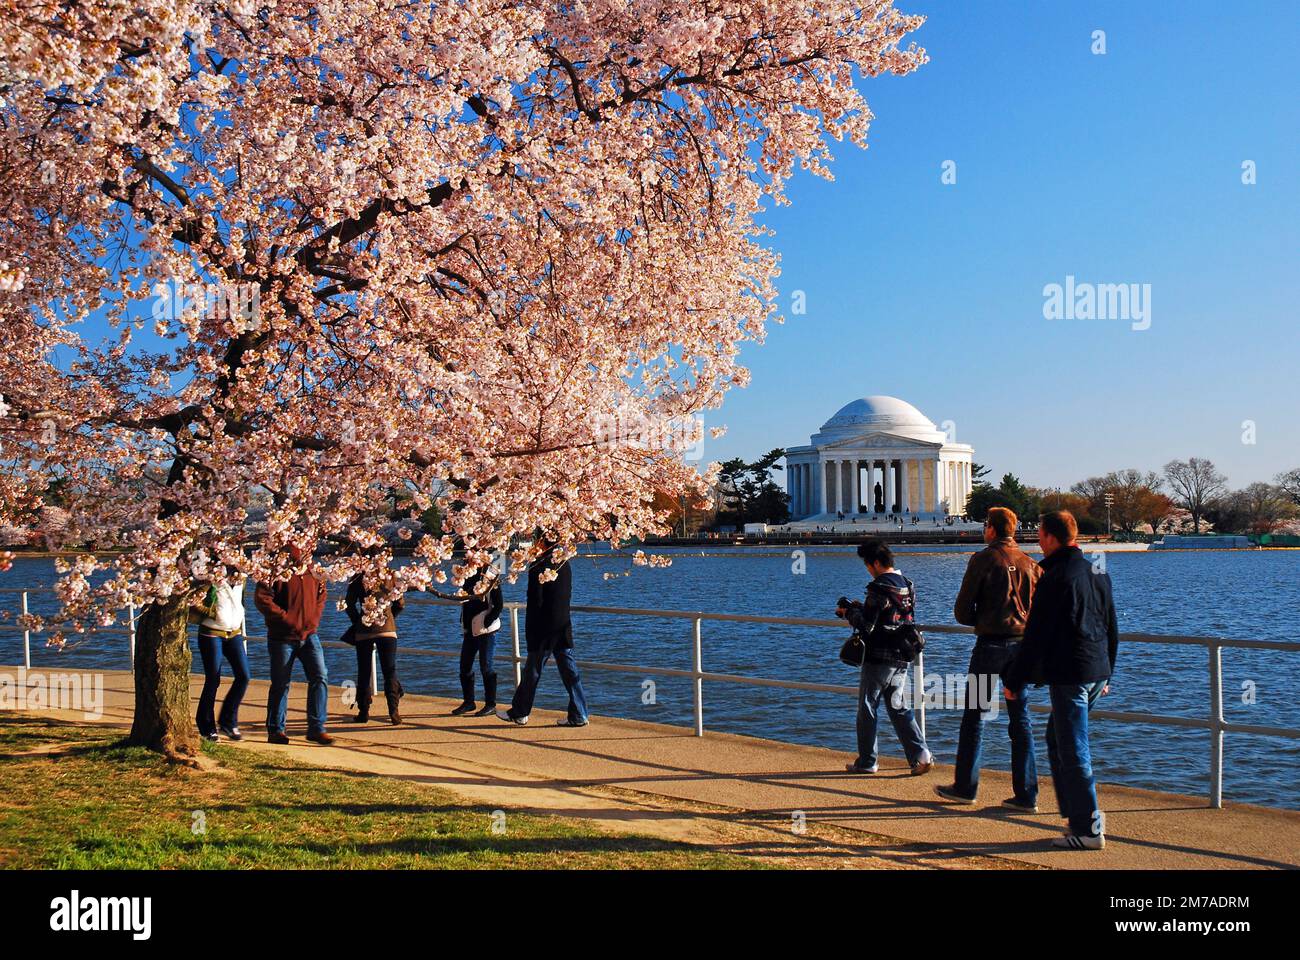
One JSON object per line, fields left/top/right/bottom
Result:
{"left": 126, "top": 594, "right": 201, "bottom": 762}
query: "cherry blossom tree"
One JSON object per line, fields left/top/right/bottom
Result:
{"left": 0, "top": 1, "right": 926, "bottom": 759}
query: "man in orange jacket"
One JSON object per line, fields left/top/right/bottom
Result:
{"left": 255, "top": 543, "right": 332, "bottom": 745}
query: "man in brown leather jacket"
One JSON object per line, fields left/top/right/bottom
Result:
{"left": 936, "top": 507, "right": 1042, "bottom": 809}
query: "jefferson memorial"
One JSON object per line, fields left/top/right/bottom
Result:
{"left": 784, "top": 396, "right": 975, "bottom": 522}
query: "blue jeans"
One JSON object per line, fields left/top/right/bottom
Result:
{"left": 266, "top": 634, "right": 329, "bottom": 735}
{"left": 196, "top": 633, "right": 251, "bottom": 734}
{"left": 856, "top": 660, "right": 930, "bottom": 768}
{"left": 1046, "top": 681, "right": 1106, "bottom": 836}
{"left": 509, "top": 644, "right": 587, "bottom": 723}
{"left": 459, "top": 630, "right": 499, "bottom": 704}
{"left": 954, "top": 639, "right": 1037, "bottom": 802}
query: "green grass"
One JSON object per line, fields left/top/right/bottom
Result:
{"left": 0, "top": 715, "right": 754, "bottom": 869}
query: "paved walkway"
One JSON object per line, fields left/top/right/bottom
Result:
{"left": 11, "top": 667, "right": 1298, "bottom": 869}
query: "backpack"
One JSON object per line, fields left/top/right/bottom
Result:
{"left": 866, "top": 576, "right": 926, "bottom": 663}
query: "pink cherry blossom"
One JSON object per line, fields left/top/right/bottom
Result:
{"left": 0, "top": 0, "right": 926, "bottom": 637}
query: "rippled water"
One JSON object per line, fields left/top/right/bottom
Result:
{"left": 3, "top": 548, "right": 1298, "bottom": 809}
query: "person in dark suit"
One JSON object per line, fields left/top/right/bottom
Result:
{"left": 1003, "top": 510, "right": 1119, "bottom": 851}
{"left": 498, "top": 543, "right": 588, "bottom": 727}
{"left": 452, "top": 567, "right": 504, "bottom": 717}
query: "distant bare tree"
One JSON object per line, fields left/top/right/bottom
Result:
{"left": 1163, "top": 458, "right": 1227, "bottom": 533}
{"left": 1276, "top": 468, "right": 1300, "bottom": 506}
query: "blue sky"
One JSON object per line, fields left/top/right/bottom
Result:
{"left": 708, "top": 0, "right": 1299, "bottom": 490}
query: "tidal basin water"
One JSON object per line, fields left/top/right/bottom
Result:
{"left": 3, "top": 547, "right": 1298, "bottom": 809}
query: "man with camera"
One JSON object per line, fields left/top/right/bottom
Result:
{"left": 836, "top": 539, "right": 933, "bottom": 776}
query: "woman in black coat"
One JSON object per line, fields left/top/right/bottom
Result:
{"left": 452, "top": 569, "right": 504, "bottom": 716}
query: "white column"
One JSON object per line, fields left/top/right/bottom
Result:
{"left": 799, "top": 464, "right": 808, "bottom": 517}
{"left": 899, "top": 459, "right": 910, "bottom": 512}
{"left": 816, "top": 461, "right": 826, "bottom": 515}
{"left": 850, "top": 459, "right": 860, "bottom": 513}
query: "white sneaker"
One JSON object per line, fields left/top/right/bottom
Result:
{"left": 1052, "top": 832, "right": 1105, "bottom": 850}
{"left": 496, "top": 710, "right": 528, "bottom": 725}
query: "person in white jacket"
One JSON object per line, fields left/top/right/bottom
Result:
{"left": 191, "top": 575, "right": 250, "bottom": 741}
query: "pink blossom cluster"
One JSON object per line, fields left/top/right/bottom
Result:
{"left": 0, "top": 1, "right": 925, "bottom": 632}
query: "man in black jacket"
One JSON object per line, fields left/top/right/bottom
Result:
{"left": 836, "top": 539, "right": 933, "bottom": 776}
{"left": 498, "top": 543, "right": 589, "bottom": 727}
{"left": 1003, "top": 511, "right": 1118, "bottom": 851}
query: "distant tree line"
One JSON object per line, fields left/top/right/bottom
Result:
{"left": 965, "top": 457, "right": 1300, "bottom": 537}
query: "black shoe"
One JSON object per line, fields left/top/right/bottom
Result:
{"left": 935, "top": 784, "right": 977, "bottom": 804}
{"left": 556, "top": 717, "right": 589, "bottom": 728}
{"left": 201, "top": 730, "right": 220, "bottom": 743}
{"left": 350, "top": 712, "right": 369, "bottom": 724}
{"left": 218, "top": 724, "right": 242, "bottom": 742}
{"left": 450, "top": 701, "right": 476, "bottom": 716}
{"left": 1002, "top": 796, "right": 1040, "bottom": 813}
{"left": 389, "top": 709, "right": 402, "bottom": 726}
{"left": 267, "top": 731, "right": 290, "bottom": 745}
{"left": 473, "top": 702, "right": 497, "bottom": 717}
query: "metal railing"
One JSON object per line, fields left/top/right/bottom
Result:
{"left": 3, "top": 587, "right": 1298, "bottom": 808}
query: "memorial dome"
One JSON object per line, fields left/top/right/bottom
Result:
{"left": 814, "top": 396, "right": 946, "bottom": 443}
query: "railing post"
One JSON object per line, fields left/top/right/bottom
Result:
{"left": 915, "top": 647, "right": 926, "bottom": 741}
{"left": 1209, "top": 641, "right": 1224, "bottom": 808}
{"left": 20, "top": 590, "right": 30, "bottom": 670}
{"left": 692, "top": 617, "right": 704, "bottom": 737}
{"left": 370, "top": 645, "right": 379, "bottom": 697}
{"left": 127, "top": 601, "right": 136, "bottom": 672}
{"left": 510, "top": 605, "right": 522, "bottom": 687}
